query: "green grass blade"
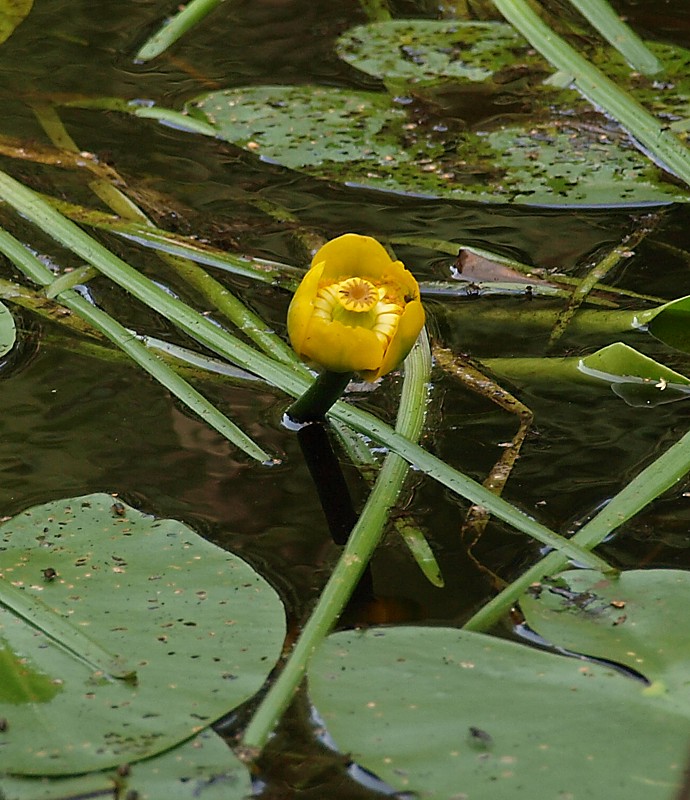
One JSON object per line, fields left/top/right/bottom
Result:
{"left": 568, "top": 0, "right": 661, "bottom": 75}
{"left": 464, "top": 424, "right": 690, "bottom": 631}
{"left": 136, "top": 0, "right": 226, "bottom": 61}
{"left": 0, "top": 168, "right": 610, "bottom": 570}
{"left": 0, "top": 226, "right": 273, "bottom": 464}
{"left": 492, "top": 0, "right": 690, "bottom": 184}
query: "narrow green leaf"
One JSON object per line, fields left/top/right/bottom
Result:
{"left": 0, "top": 227, "right": 273, "bottom": 464}
{"left": 568, "top": 0, "right": 661, "bottom": 75}
{"left": 136, "top": 0, "right": 226, "bottom": 62}
{"left": 493, "top": 0, "right": 690, "bottom": 185}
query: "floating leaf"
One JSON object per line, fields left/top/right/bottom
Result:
{"left": 485, "top": 343, "right": 690, "bottom": 406}
{"left": 309, "top": 606, "right": 688, "bottom": 799}
{"left": 0, "top": 0, "right": 32, "bottom": 46}
{"left": 187, "top": 85, "right": 689, "bottom": 206}
{"left": 0, "top": 300, "right": 15, "bottom": 358}
{"left": 0, "top": 493, "right": 285, "bottom": 776}
{"left": 578, "top": 341, "right": 690, "bottom": 405}
{"left": 0, "top": 728, "right": 249, "bottom": 800}
{"left": 335, "top": 20, "right": 547, "bottom": 85}
{"left": 638, "top": 295, "right": 690, "bottom": 354}
{"left": 520, "top": 569, "right": 690, "bottom": 698}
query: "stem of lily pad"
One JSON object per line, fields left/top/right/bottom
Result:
{"left": 285, "top": 370, "right": 354, "bottom": 423}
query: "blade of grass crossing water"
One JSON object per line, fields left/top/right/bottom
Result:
{"left": 0, "top": 226, "right": 273, "bottom": 463}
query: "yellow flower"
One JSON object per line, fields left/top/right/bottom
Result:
{"left": 287, "top": 234, "right": 425, "bottom": 381}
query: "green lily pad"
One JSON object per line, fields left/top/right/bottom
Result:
{"left": 187, "top": 85, "right": 689, "bottom": 206}
{"left": 0, "top": 0, "right": 32, "bottom": 46}
{"left": 0, "top": 493, "right": 285, "bottom": 776}
{"left": 309, "top": 571, "right": 690, "bottom": 800}
{"left": 0, "top": 300, "right": 15, "bottom": 358}
{"left": 0, "top": 728, "right": 249, "bottom": 800}
{"left": 520, "top": 569, "right": 690, "bottom": 699}
{"left": 335, "top": 20, "right": 548, "bottom": 86}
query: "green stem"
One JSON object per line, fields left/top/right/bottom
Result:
{"left": 136, "top": 0, "right": 226, "bottom": 61}
{"left": 286, "top": 371, "right": 353, "bottom": 423}
{"left": 242, "top": 332, "right": 432, "bottom": 753}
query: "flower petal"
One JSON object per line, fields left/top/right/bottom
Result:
{"left": 287, "top": 261, "right": 324, "bottom": 355}
{"left": 371, "top": 299, "right": 426, "bottom": 380}
{"left": 313, "top": 233, "right": 396, "bottom": 282}
{"left": 299, "top": 316, "right": 385, "bottom": 373}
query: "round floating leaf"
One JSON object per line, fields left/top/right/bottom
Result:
{"left": 0, "top": 0, "right": 32, "bottom": 46}
{"left": 335, "top": 20, "right": 547, "bottom": 85}
{"left": 188, "top": 85, "right": 690, "bottom": 206}
{"left": 0, "top": 300, "right": 15, "bottom": 358}
{"left": 520, "top": 569, "right": 690, "bottom": 697}
{"left": 0, "top": 493, "right": 285, "bottom": 776}
{"left": 309, "top": 613, "right": 688, "bottom": 798}
{"left": 189, "top": 85, "right": 407, "bottom": 170}
{"left": 0, "top": 728, "right": 249, "bottom": 800}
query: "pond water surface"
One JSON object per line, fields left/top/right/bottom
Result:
{"left": 2, "top": 0, "right": 690, "bottom": 796}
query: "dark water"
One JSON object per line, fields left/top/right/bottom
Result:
{"left": 2, "top": 0, "right": 690, "bottom": 796}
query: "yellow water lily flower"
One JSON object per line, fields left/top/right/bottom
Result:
{"left": 288, "top": 234, "right": 425, "bottom": 381}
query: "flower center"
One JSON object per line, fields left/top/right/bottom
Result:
{"left": 313, "top": 277, "right": 405, "bottom": 346}
{"left": 336, "top": 277, "right": 379, "bottom": 312}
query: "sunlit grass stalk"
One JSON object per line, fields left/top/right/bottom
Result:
{"left": 135, "top": 0, "right": 226, "bottom": 61}
{"left": 0, "top": 226, "right": 272, "bottom": 463}
{"left": 464, "top": 422, "right": 690, "bottom": 631}
{"left": 242, "top": 329, "right": 432, "bottom": 752}
{"left": 0, "top": 168, "right": 611, "bottom": 570}
{"left": 492, "top": 0, "right": 690, "bottom": 184}
{"left": 567, "top": 0, "right": 660, "bottom": 74}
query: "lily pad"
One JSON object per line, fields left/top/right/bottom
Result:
{"left": 0, "top": 493, "right": 285, "bottom": 776}
{"left": 0, "top": 728, "right": 249, "bottom": 800}
{"left": 520, "top": 569, "right": 690, "bottom": 698}
{"left": 0, "top": 300, "right": 15, "bottom": 358}
{"left": 309, "top": 568, "right": 690, "bottom": 799}
{"left": 187, "top": 85, "right": 689, "bottom": 206}
{"left": 335, "top": 20, "right": 548, "bottom": 86}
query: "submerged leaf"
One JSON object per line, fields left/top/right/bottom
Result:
{"left": 0, "top": 494, "right": 285, "bottom": 776}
